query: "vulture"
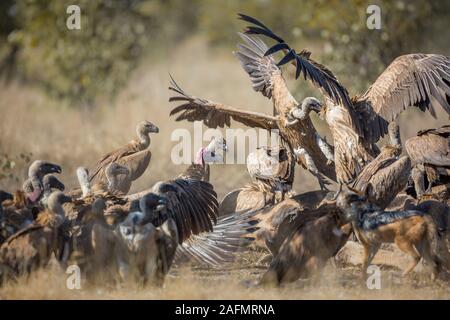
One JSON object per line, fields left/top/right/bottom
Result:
{"left": 0, "top": 191, "right": 72, "bottom": 283}
{"left": 0, "top": 191, "right": 14, "bottom": 244}
{"left": 22, "top": 174, "right": 65, "bottom": 206}
{"left": 178, "top": 136, "right": 228, "bottom": 182}
{"left": 239, "top": 14, "right": 450, "bottom": 184}
{"left": 405, "top": 125, "right": 450, "bottom": 198}
{"left": 113, "top": 195, "right": 179, "bottom": 286}
{"left": 25, "top": 160, "right": 62, "bottom": 203}
{"left": 89, "top": 120, "right": 159, "bottom": 194}
{"left": 168, "top": 33, "right": 337, "bottom": 189}
{"left": 351, "top": 122, "right": 411, "bottom": 209}
{"left": 219, "top": 145, "right": 296, "bottom": 216}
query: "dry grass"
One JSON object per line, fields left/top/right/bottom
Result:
{"left": 0, "top": 37, "right": 449, "bottom": 299}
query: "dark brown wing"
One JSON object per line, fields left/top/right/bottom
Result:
{"left": 359, "top": 54, "right": 450, "bottom": 122}
{"left": 168, "top": 76, "right": 278, "bottom": 130}
{"left": 89, "top": 141, "right": 141, "bottom": 183}
{"left": 239, "top": 14, "right": 353, "bottom": 111}
{"left": 238, "top": 14, "right": 362, "bottom": 136}
{"left": 178, "top": 164, "right": 210, "bottom": 182}
{"left": 159, "top": 179, "right": 219, "bottom": 244}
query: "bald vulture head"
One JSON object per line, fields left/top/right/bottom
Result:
{"left": 196, "top": 136, "right": 228, "bottom": 164}
{"left": 105, "top": 162, "right": 130, "bottom": 192}
{"left": 290, "top": 97, "right": 323, "bottom": 121}
{"left": 46, "top": 191, "right": 72, "bottom": 216}
{"left": 76, "top": 167, "right": 91, "bottom": 197}
{"left": 28, "top": 160, "right": 62, "bottom": 179}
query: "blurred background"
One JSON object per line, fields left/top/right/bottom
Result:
{"left": 0, "top": 0, "right": 449, "bottom": 197}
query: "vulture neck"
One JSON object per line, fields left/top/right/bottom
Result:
{"left": 194, "top": 147, "right": 207, "bottom": 166}
{"left": 106, "top": 173, "right": 119, "bottom": 192}
{"left": 137, "top": 129, "right": 151, "bottom": 148}
{"left": 271, "top": 74, "right": 297, "bottom": 116}
{"left": 28, "top": 176, "right": 43, "bottom": 203}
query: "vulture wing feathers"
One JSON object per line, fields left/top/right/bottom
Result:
{"left": 360, "top": 54, "right": 450, "bottom": 123}
{"left": 168, "top": 75, "right": 278, "bottom": 130}
{"left": 156, "top": 179, "right": 219, "bottom": 244}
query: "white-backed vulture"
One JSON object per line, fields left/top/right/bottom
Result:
{"left": 0, "top": 191, "right": 72, "bottom": 283}
{"left": 351, "top": 122, "right": 411, "bottom": 209}
{"left": 240, "top": 14, "right": 450, "bottom": 184}
{"left": 89, "top": 120, "right": 159, "bottom": 194}
{"left": 218, "top": 144, "right": 296, "bottom": 216}
{"left": 168, "top": 34, "right": 337, "bottom": 188}
{"left": 405, "top": 125, "right": 450, "bottom": 198}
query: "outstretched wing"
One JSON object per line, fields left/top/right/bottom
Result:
{"left": 168, "top": 76, "right": 278, "bottom": 130}
{"left": 174, "top": 210, "right": 258, "bottom": 267}
{"left": 238, "top": 13, "right": 361, "bottom": 135}
{"left": 238, "top": 14, "right": 352, "bottom": 110}
{"left": 359, "top": 54, "right": 450, "bottom": 122}
{"left": 158, "top": 179, "right": 219, "bottom": 244}
{"left": 234, "top": 32, "right": 281, "bottom": 99}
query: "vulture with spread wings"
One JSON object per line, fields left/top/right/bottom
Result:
{"left": 168, "top": 32, "right": 337, "bottom": 189}
{"left": 238, "top": 14, "right": 450, "bottom": 184}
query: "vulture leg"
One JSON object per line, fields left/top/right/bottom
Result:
{"left": 294, "top": 147, "right": 330, "bottom": 191}
{"left": 411, "top": 164, "right": 426, "bottom": 198}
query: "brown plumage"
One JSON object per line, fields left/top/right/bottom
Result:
{"left": 0, "top": 192, "right": 72, "bottom": 283}
{"left": 168, "top": 35, "right": 337, "bottom": 186}
{"left": 352, "top": 123, "right": 411, "bottom": 209}
{"left": 405, "top": 125, "right": 450, "bottom": 197}
{"left": 89, "top": 120, "right": 158, "bottom": 194}
{"left": 241, "top": 15, "right": 450, "bottom": 184}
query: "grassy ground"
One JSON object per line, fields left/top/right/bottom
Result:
{"left": 0, "top": 37, "right": 449, "bottom": 299}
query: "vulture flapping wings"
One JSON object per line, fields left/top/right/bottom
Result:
{"left": 168, "top": 75, "right": 278, "bottom": 130}
{"left": 239, "top": 14, "right": 450, "bottom": 146}
{"left": 152, "top": 179, "right": 219, "bottom": 244}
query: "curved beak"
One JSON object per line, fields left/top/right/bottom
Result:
{"left": 149, "top": 124, "right": 159, "bottom": 134}
{"left": 46, "top": 163, "right": 62, "bottom": 174}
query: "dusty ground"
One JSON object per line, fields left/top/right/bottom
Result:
{"left": 1, "top": 249, "right": 449, "bottom": 300}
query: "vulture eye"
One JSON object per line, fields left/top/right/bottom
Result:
{"left": 210, "top": 151, "right": 215, "bottom": 157}
{"left": 120, "top": 226, "right": 132, "bottom": 237}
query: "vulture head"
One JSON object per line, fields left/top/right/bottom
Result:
{"left": 198, "top": 137, "right": 228, "bottom": 164}
{"left": 105, "top": 162, "right": 130, "bottom": 192}
{"left": 76, "top": 166, "right": 91, "bottom": 197}
{"left": 43, "top": 175, "right": 65, "bottom": 193}
{"left": 139, "top": 192, "right": 170, "bottom": 221}
{"left": 137, "top": 120, "right": 159, "bottom": 135}
{"left": 28, "top": 160, "right": 62, "bottom": 178}
{"left": 46, "top": 191, "right": 72, "bottom": 219}
{"left": 290, "top": 97, "right": 323, "bottom": 121}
